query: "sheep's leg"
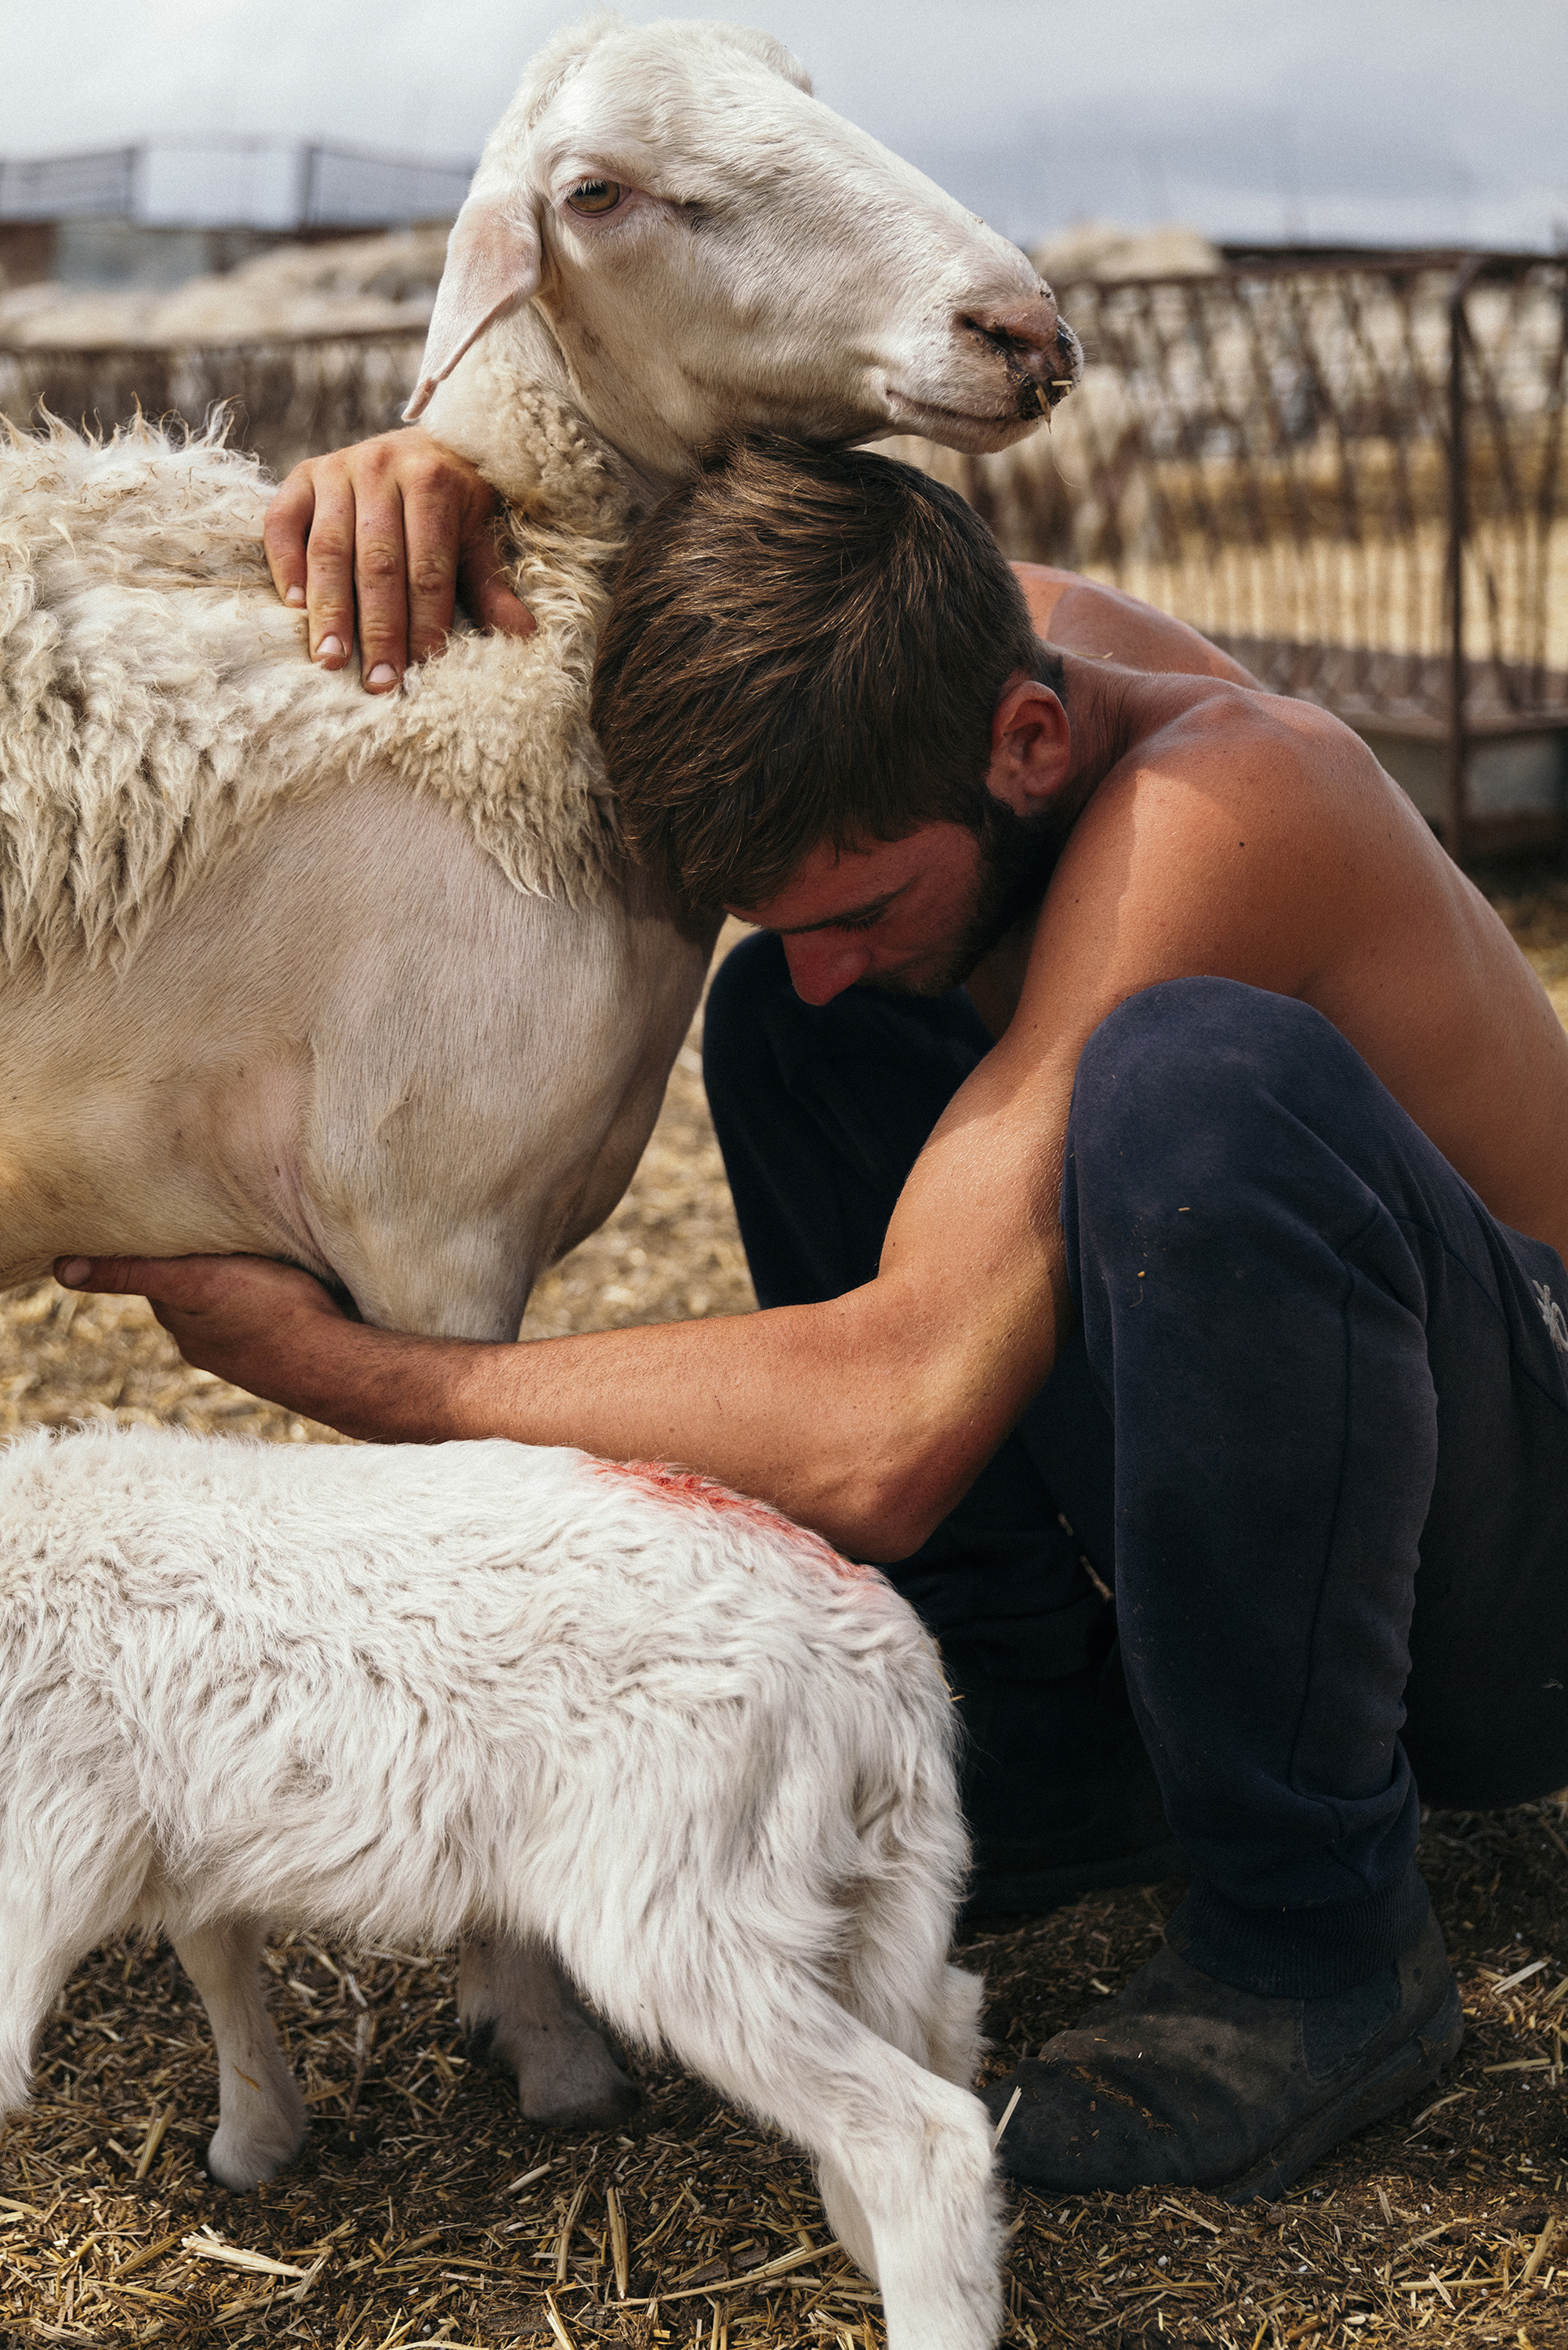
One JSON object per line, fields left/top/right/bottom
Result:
{"left": 458, "top": 1930, "right": 638, "bottom": 2127}
{"left": 810, "top": 1966, "right": 987, "bottom": 2287}
{"left": 172, "top": 1920, "right": 307, "bottom": 2189}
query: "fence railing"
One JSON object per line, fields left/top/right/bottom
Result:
{"left": 5, "top": 252, "right": 1566, "bottom": 858}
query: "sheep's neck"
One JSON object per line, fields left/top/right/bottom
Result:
{"left": 424, "top": 307, "right": 674, "bottom": 528}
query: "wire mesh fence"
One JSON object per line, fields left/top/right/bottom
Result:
{"left": 924, "top": 251, "right": 1568, "bottom": 855}
{"left": 0, "top": 329, "right": 424, "bottom": 481}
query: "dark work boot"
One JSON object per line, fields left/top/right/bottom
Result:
{"left": 982, "top": 1909, "right": 1463, "bottom": 2199}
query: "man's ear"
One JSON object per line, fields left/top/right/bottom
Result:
{"left": 988, "top": 677, "right": 1071, "bottom": 813}
{"left": 404, "top": 198, "right": 542, "bottom": 420}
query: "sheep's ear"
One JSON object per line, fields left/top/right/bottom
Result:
{"left": 404, "top": 198, "right": 541, "bottom": 420}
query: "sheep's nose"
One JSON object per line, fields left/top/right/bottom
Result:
{"left": 962, "top": 292, "right": 1080, "bottom": 415}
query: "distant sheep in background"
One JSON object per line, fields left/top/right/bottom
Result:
{"left": 0, "top": 1423, "right": 1003, "bottom": 2350}
{"left": 0, "top": 227, "right": 449, "bottom": 349}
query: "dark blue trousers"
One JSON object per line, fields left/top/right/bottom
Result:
{"left": 704, "top": 936, "right": 1568, "bottom": 1996}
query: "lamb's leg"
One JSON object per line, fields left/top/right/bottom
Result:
{"left": 0, "top": 1931, "right": 82, "bottom": 2119}
{"left": 573, "top": 1947, "right": 1000, "bottom": 2350}
{"left": 458, "top": 1930, "right": 638, "bottom": 2127}
{"left": 172, "top": 1920, "right": 307, "bottom": 2188}
{"left": 0, "top": 1825, "right": 154, "bottom": 2119}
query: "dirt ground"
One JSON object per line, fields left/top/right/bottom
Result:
{"left": 5, "top": 895, "right": 1568, "bottom": 2349}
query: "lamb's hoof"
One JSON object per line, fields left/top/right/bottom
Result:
{"left": 204, "top": 2121, "right": 308, "bottom": 2191}
{"left": 463, "top": 2014, "right": 641, "bottom": 2128}
{"left": 523, "top": 2071, "right": 641, "bottom": 2130}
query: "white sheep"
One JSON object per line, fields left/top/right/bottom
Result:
{"left": 0, "top": 1422, "right": 1002, "bottom": 2350}
{"left": 0, "top": 11, "right": 1075, "bottom": 2140}
{"left": 0, "top": 13, "right": 1076, "bottom": 1337}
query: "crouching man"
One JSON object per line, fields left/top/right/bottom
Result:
{"left": 65, "top": 437, "right": 1568, "bottom": 2200}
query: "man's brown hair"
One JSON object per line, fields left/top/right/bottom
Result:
{"left": 590, "top": 437, "right": 1051, "bottom": 910}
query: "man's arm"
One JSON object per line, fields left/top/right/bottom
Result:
{"left": 55, "top": 1057, "right": 1073, "bottom": 1563}
{"left": 262, "top": 430, "right": 535, "bottom": 691}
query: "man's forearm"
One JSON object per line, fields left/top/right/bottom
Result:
{"left": 286, "top": 1288, "right": 993, "bottom": 1560}
{"left": 67, "top": 1251, "right": 1035, "bottom": 1560}
{"left": 62, "top": 1061, "right": 1069, "bottom": 1557}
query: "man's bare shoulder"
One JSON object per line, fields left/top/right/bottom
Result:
{"left": 1097, "top": 669, "right": 1408, "bottom": 842}
{"left": 1014, "top": 565, "right": 1260, "bottom": 687}
{"left": 1032, "top": 670, "right": 1450, "bottom": 1025}
{"left": 1085, "top": 666, "right": 1388, "bottom": 830}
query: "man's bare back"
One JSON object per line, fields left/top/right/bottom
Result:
{"left": 1013, "top": 565, "right": 1568, "bottom": 1258}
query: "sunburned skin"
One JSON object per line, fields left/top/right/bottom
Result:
{"left": 59, "top": 552, "right": 1568, "bottom": 1564}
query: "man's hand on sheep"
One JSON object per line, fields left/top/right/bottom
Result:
{"left": 53, "top": 1255, "right": 374, "bottom": 1420}
{"left": 263, "top": 430, "right": 535, "bottom": 693}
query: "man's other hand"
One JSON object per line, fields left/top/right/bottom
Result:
{"left": 54, "top": 1254, "right": 349, "bottom": 1404}
{"left": 262, "top": 430, "right": 535, "bottom": 692}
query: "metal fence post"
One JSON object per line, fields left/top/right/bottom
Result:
{"left": 1443, "top": 256, "right": 1483, "bottom": 861}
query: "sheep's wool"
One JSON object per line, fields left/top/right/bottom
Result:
{"left": 0, "top": 398, "right": 633, "bottom": 972}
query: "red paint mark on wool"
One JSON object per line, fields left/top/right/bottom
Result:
{"left": 594, "top": 1458, "right": 870, "bottom": 1579}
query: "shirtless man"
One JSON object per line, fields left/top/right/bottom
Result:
{"left": 62, "top": 432, "right": 1568, "bottom": 2202}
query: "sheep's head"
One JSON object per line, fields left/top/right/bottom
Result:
{"left": 408, "top": 16, "right": 1080, "bottom": 489}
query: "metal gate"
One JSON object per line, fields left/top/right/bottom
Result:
{"left": 6, "top": 255, "right": 1566, "bottom": 858}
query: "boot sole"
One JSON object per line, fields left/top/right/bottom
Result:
{"left": 962, "top": 1836, "right": 1187, "bottom": 1920}
{"left": 1219, "top": 1975, "right": 1467, "bottom": 2204}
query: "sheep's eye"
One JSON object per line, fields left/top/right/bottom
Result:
{"left": 567, "top": 180, "right": 622, "bottom": 216}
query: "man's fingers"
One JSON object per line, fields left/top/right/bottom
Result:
{"left": 53, "top": 1253, "right": 232, "bottom": 1308}
{"left": 303, "top": 470, "right": 361, "bottom": 670}
{"left": 54, "top": 1252, "right": 345, "bottom": 1320}
{"left": 261, "top": 467, "right": 314, "bottom": 613}
{"left": 267, "top": 431, "right": 514, "bottom": 688}
{"left": 56, "top": 1255, "right": 140, "bottom": 1294}
{"left": 459, "top": 509, "right": 538, "bottom": 643}
{"left": 398, "top": 467, "right": 466, "bottom": 664}
{"left": 354, "top": 476, "right": 412, "bottom": 691}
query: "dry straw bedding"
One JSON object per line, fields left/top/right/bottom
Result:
{"left": 5, "top": 906, "right": 1568, "bottom": 2348}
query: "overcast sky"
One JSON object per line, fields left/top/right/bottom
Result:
{"left": 2, "top": 0, "right": 1565, "bottom": 251}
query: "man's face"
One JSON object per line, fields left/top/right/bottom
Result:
{"left": 730, "top": 793, "right": 1070, "bottom": 1006}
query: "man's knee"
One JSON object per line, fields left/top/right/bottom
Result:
{"left": 1068, "top": 977, "right": 1367, "bottom": 1184}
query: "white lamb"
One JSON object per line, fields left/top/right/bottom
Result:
{"left": 0, "top": 1422, "right": 1001, "bottom": 2350}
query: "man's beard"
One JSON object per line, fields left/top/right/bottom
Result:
{"left": 867, "top": 796, "right": 1073, "bottom": 1000}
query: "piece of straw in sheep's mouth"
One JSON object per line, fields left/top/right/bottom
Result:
{"left": 1008, "top": 365, "right": 1076, "bottom": 419}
